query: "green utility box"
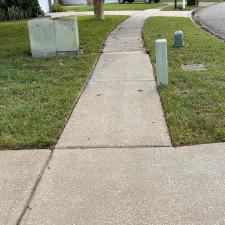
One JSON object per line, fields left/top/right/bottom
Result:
{"left": 54, "top": 17, "right": 79, "bottom": 56}
{"left": 28, "top": 18, "right": 56, "bottom": 58}
{"left": 28, "top": 17, "right": 79, "bottom": 58}
{"left": 174, "top": 30, "right": 184, "bottom": 48}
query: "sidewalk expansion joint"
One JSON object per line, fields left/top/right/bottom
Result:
{"left": 16, "top": 151, "right": 53, "bottom": 225}
{"left": 55, "top": 145, "right": 172, "bottom": 150}
{"left": 103, "top": 50, "right": 146, "bottom": 55}
{"left": 90, "top": 79, "right": 155, "bottom": 82}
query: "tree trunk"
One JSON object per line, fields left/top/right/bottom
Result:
{"left": 93, "top": 0, "right": 104, "bottom": 20}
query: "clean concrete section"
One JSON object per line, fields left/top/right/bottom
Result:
{"left": 21, "top": 143, "right": 225, "bottom": 225}
{"left": 0, "top": 150, "right": 51, "bottom": 225}
{"left": 195, "top": 2, "right": 225, "bottom": 39}
{"left": 17, "top": 10, "right": 225, "bottom": 225}
{"left": 56, "top": 12, "right": 171, "bottom": 149}
{"left": 56, "top": 80, "right": 171, "bottom": 148}
{"left": 90, "top": 52, "right": 155, "bottom": 81}
{"left": 103, "top": 14, "right": 147, "bottom": 53}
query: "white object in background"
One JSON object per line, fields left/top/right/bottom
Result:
{"left": 182, "top": 0, "right": 186, "bottom": 9}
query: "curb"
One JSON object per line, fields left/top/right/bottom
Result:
{"left": 191, "top": 2, "right": 225, "bottom": 41}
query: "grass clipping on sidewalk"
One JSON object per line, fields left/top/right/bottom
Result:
{"left": 144, "top": 17, "right": 225, "bottom": 146}
{"left": 0, "top": 15, "right": 127, "bottom": 150}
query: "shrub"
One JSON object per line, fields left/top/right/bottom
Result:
{"left": 0, "top": 0, "right": 44, "bottom": 21}
{"left": 187, "top": 0, "right": 197, "bottom": 6}
{"left": 52, "top": 3, "right": 65, "bottom": 12}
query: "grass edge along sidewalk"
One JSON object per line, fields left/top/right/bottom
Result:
{"left": 143, "top": 17, "right": 225, "bottom": 146}
{"left": 0, "top": 15, "right": 128, "bottom": 150}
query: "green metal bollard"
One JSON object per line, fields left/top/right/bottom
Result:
{"left": 174, "top": 30, "right": 184, "bottom": 48}
{"left": 155, "top": 39, "right": 168, "bottom": 86}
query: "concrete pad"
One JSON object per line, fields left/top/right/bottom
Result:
{"left": 0, "top": 150, "right": 51, "bottom": 225}
{"left": 21, "top": 143, "right": 225, "bottom": 225}
{"left": 104, "top": 37, "right": 145, "bottom": 53}
{"left": 90, "top": 52, "right": 155, "bottom": 81}
{"left": 56, "top": 81, "right": 171, "bottom": 148}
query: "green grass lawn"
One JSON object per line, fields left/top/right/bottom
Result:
{"left": 63, "top": 3, "right": 165, "bottom": 11}
{"left": 143, "top": 17, "right": 225, "bottom": 146}
{"left": 0, "top": 15, "right": 127, "bottom": 150}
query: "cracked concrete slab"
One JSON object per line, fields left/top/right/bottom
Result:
{"left": 0, "top": 150, "right": 51, "bottom": 225}
{"left": 21, "top": 143, "right": 225, "bottom": 225}
{"left": 56, "top": 80, "right": 171, "bottom": 149}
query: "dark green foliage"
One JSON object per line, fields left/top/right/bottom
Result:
{"left": 52, "top": 3, "right": 65, "bottom": 12}
{"left": 187, "top": 0, "right": 197, "bottom": 6}
{"left": 0, "top": 0, "right": 43, "bottom": 21}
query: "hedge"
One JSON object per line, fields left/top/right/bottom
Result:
{"left": 0, "top": 0, "right": 44, "bottom": 21}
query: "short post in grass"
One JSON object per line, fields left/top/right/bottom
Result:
{"left": 155, "top": 39, "right": 168, "bottom": 86}
{"left": 174, "top": 31, "right": 184, "bottom": 48}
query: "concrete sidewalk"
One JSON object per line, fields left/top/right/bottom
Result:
{"left": 56, "top": 12, "right": 171, "bottom": 149}
{"left": 20, "top": 143, "right": 225, "bottom": 225}
{"left": 0, "top": 150, "right": 51, "bottom": 225}
{"left": 20, "top": 11, "right": 225, "bottom": 225}
{"left": 1, "top": 10, "right": 225, "bottom": 225}
{"left": 47, "top": 8, "right": 191, "bottom": 18}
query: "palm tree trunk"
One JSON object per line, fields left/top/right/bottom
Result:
{"left": 93, "top": 0, "right": 104, "bottom": 20}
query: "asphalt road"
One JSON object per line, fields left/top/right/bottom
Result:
{"left": 196, "top": 2, "right": 225, "bottom": 39}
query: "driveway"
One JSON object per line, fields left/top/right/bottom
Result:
{"left": 196, "top": 2, "right": 225, "bottom": 38}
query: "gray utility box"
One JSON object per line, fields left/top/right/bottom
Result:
{"left": 54, "top": 17, "right": 79, "bottom": 56}
{"left": 28, "top": 17, "right": 79, "bottom": 58}
{"left": 28, "top": 18, "right": 56, "bottom": 58}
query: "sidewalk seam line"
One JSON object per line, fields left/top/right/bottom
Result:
{"left": 16, "top": 150, "right": 53, "bottom": 225}
{"left": 55, "top": 145, "right": 172, "bottom": 150}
